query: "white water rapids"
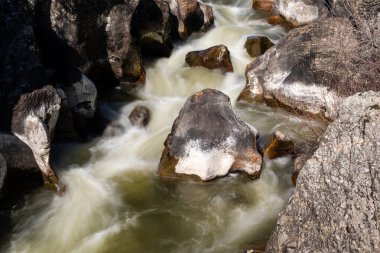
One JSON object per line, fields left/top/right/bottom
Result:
{"left": 2, "top": 1, "right": 324, "bottom": 252}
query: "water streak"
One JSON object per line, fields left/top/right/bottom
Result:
{"left": 4, "top": 1, "right": 323, "bottom": 252}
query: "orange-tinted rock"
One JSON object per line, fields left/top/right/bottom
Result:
{"left": 252, "top": 0, "right": 275, "bottom": 11}
{"left": 264, "top": 131, "right": 294, "bottom": 159}
{"left": 245, "top": 36, "right": 274, "bottom": 58}
{"left": 185, "top": 44, "right": 233, "bottom": 73}
{"left": 267, "top": 15, "right": 286, "bottom": 25}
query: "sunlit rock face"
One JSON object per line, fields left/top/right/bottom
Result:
{"left": 11, "top": 86, "right": 64, "bottom": 194}
{"left": 275, "top": 0, "right": 327, "bottom": 27}
{"left": 266, "top": 91, "right": 380, "bottom": 252}
{"left": 158, "top": 89, "right": 263, "bottom": 181}
{"left": 239, "top": 18, "right": 360, "bottom": 119}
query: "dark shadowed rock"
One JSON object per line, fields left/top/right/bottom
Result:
{"left": 199, "top": 3, "right": 214, "bottom": 32}
{"left": 264, "top": 131, "right": 294, "bottom": 159}
{"left": 54, "top": 67, "right": 97, "bottom": 140}
{"left": 129, "top": 105, "right": 150, "bottom": 128}
{"left": 266, "top": 91, "right": 380, "bottom": 252}
{"left": 11, "top": 86, "right": 64, "bottom": 194}
{"left": 132, "top": 0, "right": 173, "bottom": 58}
{"left": 252, "top": 0, "right": 275, "bottom": 11}
{"left": 0, "top": 154, "right": 6, "bottom": 192}
{"left": 245, "top": 36, "right": 274, "bottom": 58}
{"left": 186, "top": 45, "right": 233, "bottom": 73}
{"left": 239, "top": 18, "right": 360, "bottom": 119}
{"left": 0, "top": 24, "right": 48, "bottom": 131}
{"left": 106, "top": 3, "right": 145, "bottom": 87}
{"left": 158, "top": 89, "right": 262, "bottom": 181}
{"left": 275, "top": 0, "right": 328, "bottom": 27}
{"left": 168, "top": 0, "right": 214, "bottom": 39}
{"left": 0, "top": 134, "right": 38, "bottom": 171}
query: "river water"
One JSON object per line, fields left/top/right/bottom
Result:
{"left": 2, "top": 1, "right": 325, "bottom": 252}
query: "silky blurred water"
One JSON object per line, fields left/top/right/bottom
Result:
{"left": 2, "top": 1, "right": 325, "bottom": 253}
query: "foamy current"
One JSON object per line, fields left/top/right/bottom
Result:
{"left": 3, "top": 1, "right": 324, "bottom": 253}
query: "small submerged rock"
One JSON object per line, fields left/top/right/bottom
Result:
{"left": 185, "top": 44, "right": 233, "bottom": 73}
{"left": 104, "top": 121, "right": 125, "bottom": 137}
{"left": 245, "top": 36, "right": 274, "bottom": 58}
{"left": 129, "top": 105, "right": 150, "bottom": 128}
{"left": 158, "top": 89, "right": 262, "bottom": 181}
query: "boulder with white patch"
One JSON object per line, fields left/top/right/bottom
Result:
{"left": 239, "top": 18, "right": 359, "bottom": 119}
{"left": 158, "top": 89, "right": 263, "bottom": 181}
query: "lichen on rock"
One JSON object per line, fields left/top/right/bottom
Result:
{"left": 266, "top": 91, "right": 380, "bottom": 252}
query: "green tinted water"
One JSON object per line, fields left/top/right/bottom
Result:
{"left": 2, "top": 1, "right": 325, "bottom": 252}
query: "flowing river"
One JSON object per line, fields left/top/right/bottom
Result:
{"left": 1, "top": 1, "right": 325, "bottom": 252}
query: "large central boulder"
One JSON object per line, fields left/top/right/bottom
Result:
{"left": 158, "top": 89, "right": 263, "bottom": 181}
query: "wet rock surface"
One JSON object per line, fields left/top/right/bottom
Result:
{"left": 266, "top": 92, "right": 380, "bottom": 252}
{"left": 275, "top": 0, "right": 328, "bottom": 27}
{"left": 129, "top": 105, "right": 150, "bottom": 128}
{"left": 168, "top": 0, "right": 214, "bottom": 39}
{"left": 11, "top": 86, "right": 64, "bottom": 194}
{"left": 158, "top": 89, "right": 262, "bottom": 181}
{"left": 239, "top": 18, "right": 358, "bottom": 119}
{"left": 54, "top": 67, "right": 98, "bottom": 141}
{"left": 0, "top": 134, "right": 38, "bottom": 172}
{"left": 0, "top": 0, "right": 214, "bottom": 194}
{"left": 252, "top": 0, "right": 275, "bottom": 11}
{"left": 264, "top": 131, "right": 294, "bottom": 159}
{"left": 245, "top": 36, "right": 274, "bottom": 58}
{"left": 185, "top": 45, "right": 233, "bottom": 73}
